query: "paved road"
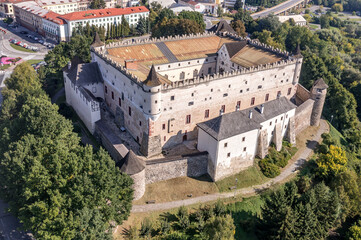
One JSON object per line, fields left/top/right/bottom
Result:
{"left": 131, "top": 120, "right": 329, "bottom": 213}
{"left": 0, "top": 200, "right": 33, "bottom": 240}
{"left": 251, "top": 0, "right": 306, "bottom": 19}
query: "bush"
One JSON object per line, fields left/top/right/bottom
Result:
{"left": 259, "top": 159, "right": 280, "bottom": 178}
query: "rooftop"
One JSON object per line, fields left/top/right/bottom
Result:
{"left": 43, "top": 11, "right": 66, "bottom": 25}
{"left": 59, "top": 6, "right": 149, "bottom": 21}
{"left": 278, "top": 15, "right": 306, "bottom": 23}
{"left": 14, "top": 1, "right": 49, "bottom": 17}
{"left": 36, "top": 0, "right": 80, "bottom": 6}
{"left": 197, "top": 97, "right": 296, "bottom": 141}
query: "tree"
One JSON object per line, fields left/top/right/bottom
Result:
{"left": 120, "top": 15, "right": 130, "bottom": 37}
{"left": 136, "top": 16, "right": 148, "bottom": 35}
{"left": 204, "top": 215, "right": 235, "bottom": 240}
{"left": 331, "top": 3, "right": 343, "bottom": 12}
{"left": 233, "top": 9, "right": 254, "bottom": 29}
{"left": 316, "top": 145, "right": 347, "bottom": 178}
{"left": 90, "top": 0, "right": 105, "bottom": 9}
{"left": 177, "top": 11, "right": 206, "bottom": 31}
{"left": 258, "top": 14, "right": 281, "bottom": 32}
{"left": 231, "top": 20, "right": 247, "bottom": 37}
{"left": 217, "top": 5, "right": 223, "bottom": 17}
{"left": 234, "top": 0, "right": 244, "bottom": 10}
{"left": 320, "top": 14, "right": 330, "bottom": 29}
{"left": 348, "top": 220, "right": 361, "bottom": 240}
{"left": 152, "top": 18, "right": 203, "bottom": 38}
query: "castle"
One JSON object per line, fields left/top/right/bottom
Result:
{"left": 63, "top": 24, "right": 327, "bottom": 200}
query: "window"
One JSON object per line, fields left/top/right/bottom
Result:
{"left": 118, "top": 98, "right": 121, "bottom": 106}
{"left": 121, "top": 92, "right": 124, "bottom": 100}
{"left": 221, "top": 105, "right": 225, "bottom": 113}
{"left": 227, "top": 152, "right": 231, "bottom": 157}
{"left": 251, "top": 97, "right": 255, "bottom": 106}
{"left": 237, "top": 101, "right": 241, "bottom": 108}
{"left": 243, "top": 147, "right": 247, "bottom": 152}
{"left": 265, "top": 93, "right": 269, "bottom": 101}
{"left": 277, "top": 91, "right": 281, "bottom": 97}
{"left": 211, "top": 89, "right": 213, "bottom": 92}
{"left": 242, "top": 137, "right": 245, "bottom": 142}
{"left": 171, "top": 95, "right": 175, "bottom": 101}
{"left": 162, "top": 124, "right": 166, "bottom": 130}
{"left": 128, "top": 107, "right": 132, "bottom": 116}
{"left": 186, "top": 114, "right": 191, "bottom": 124}
{"left": 193, "top": 69, "right": 198, "bottom": 78}
{"left": 287, "top": 87, "right": 292, "bottom": 95}
{"left": 111, "top": 91, "right": 114, "bottom": 100}
{"left": 258, "top": 85, "right": 262, "bottom": 89}
{"left": 164, "top": 136, "right": 166, "bottom": 141}
{"left": 281, "top": 116, "right": 283, "bottom": 120}
{"left": 208, "top": 67, "right": 212, "bottom": 74}
{"left": 180, "top": 72, "right": 185, "bottom": 80}
{"left": 105, "top": 86, "right": 108, "bottom": 93}
{"left": 205, "top": 109, "right": 209, "bottom": 118}
{"left": 191, "top": 93, "right": 194, "bottom": 97}
{"left": 188, "top": 101, "right": 194, "bottom": 106}
{"left": 223, "top": 93, "right": 228, "bottom": 97}
{"left": 224, "top": 143, "right": 228, "bottom": 147}
{"left": 139, "top": 121, "right": 142, "bottom": 126}
{"left": 269, "top": 121, "right": 272, "bottom": 126}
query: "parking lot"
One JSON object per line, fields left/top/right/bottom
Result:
{"left": 0, "top": 19, "right": 56, "bottom": 54}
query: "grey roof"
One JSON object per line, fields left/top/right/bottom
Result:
{"left": 209, "top": 19, "right": 236, "bottom": 35}
{"left": 155, "top": 42, "right": 178, "bottom": 63}
{"left": 118, "top": 150, "right": 145, "bottom": 175}
{"left": 197, "top": 97, "right": 296, "bottom": 141}
{"left": 224, "top": 41, "right": 247, "bottom": 58}
{"left": 67, "top": 62, "right": 104, "bottom": 86}
{"left": 144, "top": 65, "right": 162, "bottom": 87}
{"left": 312, "top": 78, "right": 328, "bottom": 89}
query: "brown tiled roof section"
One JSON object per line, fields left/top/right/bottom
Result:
{"left": 230, "top": 45, "right": 282, "bottom": 68}
{"left": 312, "top": 78, "right": 328, "bottom": 89}
{"left": 119, "top": 150, "right": 145, "bottom": 175}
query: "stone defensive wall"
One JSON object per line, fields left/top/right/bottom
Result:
{"left": 294, "top": 84, "right": 314, "bottom": 135}
{"left": 145, "top": 152, "right": 209, "bottom": 184}
{"left": 91, "top": 32, "right": 297, "bottom": 92}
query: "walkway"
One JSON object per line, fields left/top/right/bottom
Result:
{"left": 131, "top": 120, "right": 328, "bottom": 213}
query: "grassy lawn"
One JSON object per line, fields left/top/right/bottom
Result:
{"left": 327, "top": 121, "right": 346, "bottom": 147}
{"left": 133, "top": 175, "right": 219, "bottom": 205}
{"left": 0, "top": 64, "right": 11, "bottom": 70}
{"left": 309, "top": 24, "right": 319, "bottom": 30}
{"left": 10, "top": 43, "right": 35, "bottom": 53}
{"left": 26, "top": 59, "right": 42, "bottom": 65}
{"left": 226, "top": 196, "right": 264, "bottom": 240}
{"left": 216, "top": 165, "right": 270, "bottom": 193}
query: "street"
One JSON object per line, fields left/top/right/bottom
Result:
{"left": 251, "top": 0, "right": 306, "bottom": 19}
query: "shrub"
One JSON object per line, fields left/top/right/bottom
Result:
{"left": 259, "top": 159, "right": 280, "bottom": 178}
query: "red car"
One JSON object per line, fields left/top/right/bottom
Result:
{"left": 16, "top": 41, "right": 21, "bottom": 45}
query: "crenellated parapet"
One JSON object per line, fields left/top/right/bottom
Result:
{"left": 161, "top": 57, "right": 298, "bottom": 91}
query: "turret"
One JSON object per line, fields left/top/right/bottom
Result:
{"left": 90, "top": 32, "right": 105, "bottom": 54}
{"left": 142, "top": 65, "right": 162, "bottom": 118}
{"left": 292, "top": 44, "right": 303, "bottom": 85}
{"left": 310, "top": 78, "right": 328, "bottom": 126}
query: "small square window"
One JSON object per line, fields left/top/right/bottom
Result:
{"left": 139, "top": 121, "right": 142, "bottom": 126}
{"left": 164, "top": 136, "right": 166, "bottom": 141}
{"left": 224, "top": 143, "right": 228, "bottom": 147}
{"left": 188, "top": 101, "right": 194, "bottom": 106}
{"left": 186, "top": 115, "right": 191, "bottom": 124}
{"left": 191, "top": 93, "right": 194, "bottom": 97}
{"left": 269, "top": 122, "right": 272, "bottom": 126}
{"left": 171, "top": 96, "right": 175, "bottom": 101}
{"left": 211, "top": 89, "right": 213, "bottom": 92}
{"left": 162, "top": 124, "right": 166, "bottom": 130}
{"left": 242, "top": 137, "right": 245, "bottom": 142}
{"left": 223, "top": 93, "right": 228, "bottom": 97}
{"left": 227, "top": 152, "right": 231, "bottom": 157}
{"left": 281, "top": 116, "right": 283, "bottom": 120}
{"left": 243, "top": 147, "right": 247, "bottom": 152}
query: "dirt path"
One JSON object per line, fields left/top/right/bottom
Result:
{"left": 131, "top": 120, "right": 329, "bottom": 213}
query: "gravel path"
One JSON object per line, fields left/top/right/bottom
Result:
{"left": 131, "top": 120, "right": 329, "bottom": 213}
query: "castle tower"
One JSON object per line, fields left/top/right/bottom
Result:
{"left": 292, "top": 44, "right": 303, "bottom": 85}
{"left": 310, "top": 78, "right": 328, "bottom": 126}
{"left": 119, "top": 150, "right": 146, "bottom": 200}
{"left": 90, "top": 32, "right": 105, "bottom": 54}
{"left": 140, "top": 65, "right": 162, "bottom": 157}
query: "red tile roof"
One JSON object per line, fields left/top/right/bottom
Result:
{"left": 59, "top": 6, "right": 149, "bottom": 21}
{"left": 43, "top": 11, "right": 66, "bottom": 25}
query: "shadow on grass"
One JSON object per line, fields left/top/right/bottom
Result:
{"left": 189, "top": 174, "right": 214, "bottom": 183}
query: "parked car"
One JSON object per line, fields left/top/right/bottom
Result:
{"left": 34, "top": 37, "right": 39, "bottom": 41}
{"left": 15, "top": 41, "right": 21, "bottom": 45}
{"left": 20, "top": 31, "right": 28, "bottom": 34}
{"left": 38, "top": 39, "right": 44, "bottom": 44}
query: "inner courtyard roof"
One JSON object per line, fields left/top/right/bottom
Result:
{"left": 105, "top": 35, "right": 284, "bottom": 82}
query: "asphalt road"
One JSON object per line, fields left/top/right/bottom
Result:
{"left": 251, "top": 0, "right": 305, "bottom": 19}
{"left": 0, "top": 200, "right": 33, "bottom": 240}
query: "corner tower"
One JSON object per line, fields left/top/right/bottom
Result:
{"left": 140, "top": 65, "right": 162, "bottom": 157}
{"left": 310, "top": 78, "right": 328, "bottom": 126}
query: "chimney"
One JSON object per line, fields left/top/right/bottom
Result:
{"left": 249, "top": 110, "right": 253, "bottom": 119}
{"left": 67, "top": 61, "right": 71, "bottom": 70}
{"left": 260, "top": 104, "right": 264, "bottom": 114}
{"left": 125, "top": 59, "right": 138, "bottom": 70}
